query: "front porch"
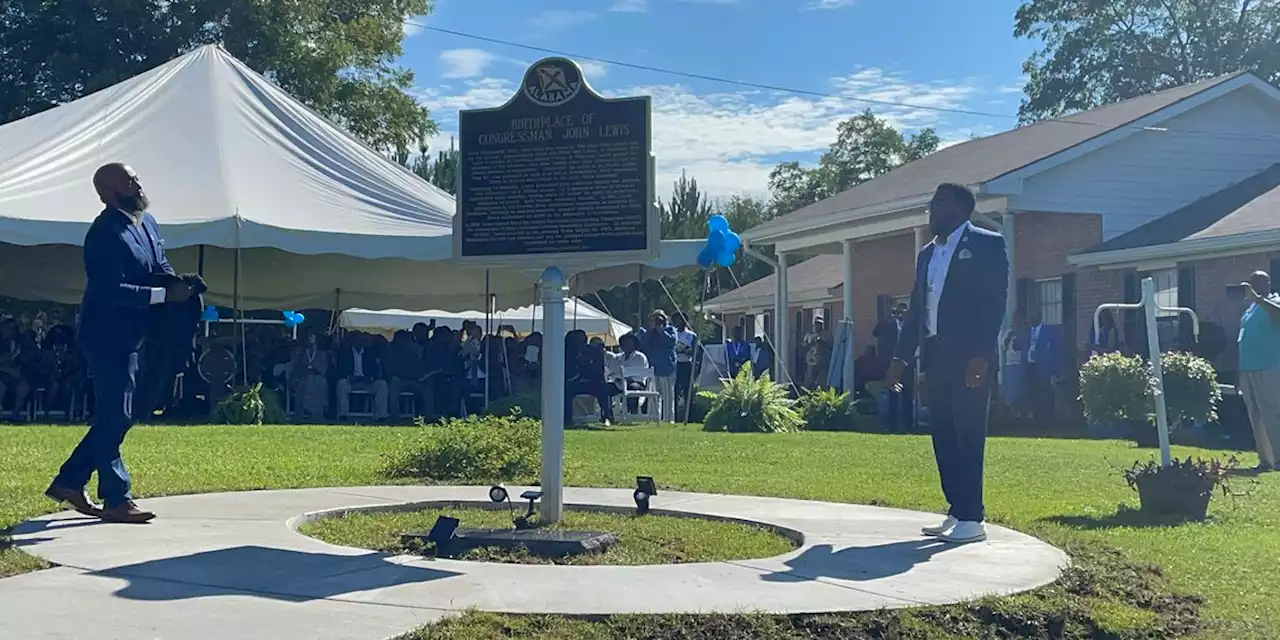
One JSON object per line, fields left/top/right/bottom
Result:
{"left": 741, "top": 196, "right": 1016, "bottom": 391}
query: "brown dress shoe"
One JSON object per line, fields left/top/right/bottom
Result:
{"left": 99, "top": 501, "right": 155, "bottom": 524}
{"left": 45, "top": 484, "right": 103, "bottom": 517}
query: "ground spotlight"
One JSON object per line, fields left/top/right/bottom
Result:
{"left": 634, "top": 476, "right": 657, "bottom": 515}
{"left": 425, "top": 516, "right": 459, "bottom": 556}
{"left": 515, "top": 490, "right": 542, "bottom": 530}
{"left": 488, "top": 485, "right": 509, "bottom": 503}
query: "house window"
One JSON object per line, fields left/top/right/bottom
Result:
{"left": 1151, "top": 268, "right": 1179, "bottom": 318}
{"left": 1036, "top": 278, "right": 1063, "bottom": 326}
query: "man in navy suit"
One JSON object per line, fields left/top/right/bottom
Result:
{"left": 1026, "top": 309, "right": 1062, "bottom": 425}
{"left": 45, "top": 163, "right": 191, "bottom": 524}
{"left": 886, "top": 183, "right": 1009, "bottom": 543}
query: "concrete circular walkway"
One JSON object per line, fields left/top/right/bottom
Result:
{"left": 3, "top": 486, "right": 1068, "bottom": 640}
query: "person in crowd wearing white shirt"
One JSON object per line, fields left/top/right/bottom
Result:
{"left": 336, "top": 331, "right": 389, "bottom": 420}
{"left": 615, "top": 333, "right": 651, "bottom": 414}
{"left": 673, "top": 315, "right": 698, "bottom": 422}
{"left": 886, "top": 183, "right": 1009, "bottom": 544}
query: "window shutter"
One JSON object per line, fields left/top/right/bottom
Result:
{"left": 1177, "top": 265, "right": 1196, "bottom": 349}
{"left": 1123, "top": 272, "right": 1140, "bottom": 357}
{"left": 1016, "top": 278, "right": 1033, "bottom": 316}
{"left": 1061, "top": 272, "right": 1078, "bottom": 370}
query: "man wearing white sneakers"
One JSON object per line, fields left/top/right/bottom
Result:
{"left": 886, "top": 184, "right": 1009, "bottom": 544}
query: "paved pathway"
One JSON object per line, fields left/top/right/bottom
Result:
{"left": 3, "top": 486, "right": 1068, "bottom": 640}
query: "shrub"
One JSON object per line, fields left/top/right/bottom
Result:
{"left": 385, "top": 414, "right": 541, "bottom": 483}
{"left": 212, "top": 383, "right": 287, "bottom": 425}
{"left": 796, "top": 387, "right": 865, "bottom": 431}
{"left": 1078, "top": 352, "right": 1153, "bottom": 427}
{"left": 1123, "top": 456, "right": 1239, "bottom": 519}
{"left": 485, "top": 391, "right": 541, "bottom": 420}
{"left": 686, "top": 390, "right": 717, "bottom": 423}
{"left": 1158, "top": 352, "right": 1221, "bottom": 427}
{"left": 703, "top": 366, "right": 804, "bottom": 433}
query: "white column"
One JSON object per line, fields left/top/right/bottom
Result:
{"left": 841, "top": 240, "right": 856, "bottom": 393}
{"left": 1141, "top": 277, "right": 1173, "bottom": 467}
{"left": 1001, "top": 212, "right": 1017, "bottom": 327}
{"left": 913, "top": 225, "right": 928, "bottom": 254}
{"left": 538, "top": 267, "right": 567, "bottom": 524}
{"left": 775, "top": 251, "right": 790, "bottom": 385}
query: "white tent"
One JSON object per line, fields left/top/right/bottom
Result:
{"left": 339, "top": 298, "right": 633, "bottom": 344}
{"left": 0, "top": 45, "right": 703, "bottom": 311}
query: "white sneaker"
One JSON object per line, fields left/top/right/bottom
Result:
{"left": 939, "top": 521, "right": 987, "bottom": 543}
{"left": 921, "top": 516, "right": 958, "bottom": 537}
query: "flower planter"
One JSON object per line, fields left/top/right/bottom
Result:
{"left": 1135, "top": 477, "right": 1213, "bottom": 520}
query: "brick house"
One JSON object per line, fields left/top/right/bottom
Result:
{"left": 713, "top": 71, "right": 1280, "bottom": 391}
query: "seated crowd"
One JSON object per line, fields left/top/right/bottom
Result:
{"left": 0, "top": 309, "right": 702, "bottom": 425}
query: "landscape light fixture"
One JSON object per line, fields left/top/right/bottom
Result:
{"left": 514, "top": 490, "right": 542, "bottom": 530}
{"left": 634, "top": 476, "right": 657, "bottom": 516}
{"left": 425, "top": 516, "right": 460, "bottom": 556}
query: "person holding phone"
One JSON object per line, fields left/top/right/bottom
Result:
{"left": 1235, "top": 271, "right": 1280, "bottom": 471}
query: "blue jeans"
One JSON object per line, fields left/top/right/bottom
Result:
{"left": 53, "top": 348, "right": 138, "bottom": 509}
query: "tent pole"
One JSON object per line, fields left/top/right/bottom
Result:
{"left": 573, "top": 297, "right": 579, "bottom": 330}
{"left": 197, "top": 245, "right": 205, "bottom": 277}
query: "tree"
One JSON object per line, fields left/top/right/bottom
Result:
{"left": 767, "top": 110, "right": 939, "bottom": 216}
{"left": 1014, "top": 0, "right": 1280, "bottom": 122}
{"left": 0, "top": 0, "right": 436, "bottom": 154}
{"left": 399, "top": 136, "right": 459, "bottom": 195}
{"left": 592, "top": 174, "right": 773, "bottom": 341}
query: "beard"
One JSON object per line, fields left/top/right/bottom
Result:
{"left": 117, "top": 192, "right": 150, "bottom": 214}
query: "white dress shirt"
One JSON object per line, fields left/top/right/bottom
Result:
{"left": 676, "top": 329, "right": 697, "bottom": 363}
{"left": 351, "top": 347, "right": 365, "bottom": 378}
{"left": 1028, "top": 324, "right": 1042, "bottom": 363}
{"left": 925, "top": 222, "right": 971, "bottom": 336}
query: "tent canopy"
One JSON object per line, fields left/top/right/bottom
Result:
{"left": 340, "top": 298, "right": 633, "bottom": 344}
{"left": 0, "top": 45, "right": 704, "bottom": 311}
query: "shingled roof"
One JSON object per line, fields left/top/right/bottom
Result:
{"left": 746, "top": 72, "right": 1248, "bottom": 241}
{"left": 703, "top": 255, "right": 843, "bottom": 311}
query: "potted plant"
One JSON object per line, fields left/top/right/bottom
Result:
{"left": 1122, "top": 456, "right": 1238, "bottom": 520}
{"left": 1078, "top": 352, "right": 1155, "bottom": 444}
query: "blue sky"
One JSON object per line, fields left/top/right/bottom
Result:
{"left": 403, "top": 0, "right": 1040, "bottom": 198}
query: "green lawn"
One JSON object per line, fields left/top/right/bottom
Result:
{"left": 300, "top": 506, "right": 795, "bottom": 565}
{"left": 1, "top": 423, "right": 1276, "bottom": 638}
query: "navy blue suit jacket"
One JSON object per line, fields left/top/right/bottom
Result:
{"left": 79, "top": 208, "right": 175, "bottom": 355}
{"left": 1029, "top": 324, "right": 1064, "bottom": 380}
{"left": 894, "top": 223, "right": 1010, "bottom": 377}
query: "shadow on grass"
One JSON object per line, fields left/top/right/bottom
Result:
{"left": 1042, "top": 505, "right": 1212, "bottom": 530}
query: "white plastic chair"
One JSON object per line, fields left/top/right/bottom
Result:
{"left": 618, "top": 365, "right": 660, "bottom": 423}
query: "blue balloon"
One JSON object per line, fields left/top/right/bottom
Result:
{"left": 282, "top": 311, "right": 305, "bottom": 328}
{"left": 201, "top": 305, "right": 218, "bottom": 322}
{"left": 706, "top": 228, "right": 726, "bottom": 252}
{"left": 708, "top": 214, "right": 729, "bottom": 232}
{"left": 717, "top": 249, "right": 737, "bottom": 267}
{"left": 696, "top": 247, "right": 715, "bottom": 268}
{"left": 725, "top": 231, "right": 741, "bottom": 252}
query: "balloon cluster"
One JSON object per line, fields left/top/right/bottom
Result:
{"left": 697, "top": 214, "right": 741, "bottom": 268}
{"left": 282, "top": 310, "right": 306, "bottom": 328}
{"left": 201, "top": 305, "right": 219, "bottom": 322}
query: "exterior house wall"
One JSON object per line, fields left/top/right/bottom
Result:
{"left": 1011, "top": 86, "right": 1280, "bottom": 239}
{"left": 1183, "top": 252, "right": 1278, "bottom": 375}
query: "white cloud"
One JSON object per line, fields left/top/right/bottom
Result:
{"left": 416, "top": 69, "right": 996, "bottom": 200}
{"left": 610, "top": 0, "right": 648, "bottom": 11}
{"left": 528, "top": 9, "right": 597, "bottom": 32}
{"left": 439, "top": 49, "right": 497, "bottom": 79}
{"left": 402, "top": 19, "right": 424, "bottom": 37}
{"left": 805, "top": 0, "right": 857, "bottom": 9}
{"left": 578, "top": 60, "right": 609, "bottom": 80}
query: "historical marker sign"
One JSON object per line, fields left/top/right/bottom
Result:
{"left": 453, "top": 57, "right": 656, "bottom": 267}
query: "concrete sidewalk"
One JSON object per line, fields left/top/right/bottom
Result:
{"left": 3, "top": 486, "right": 1068, "bottom": 640}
